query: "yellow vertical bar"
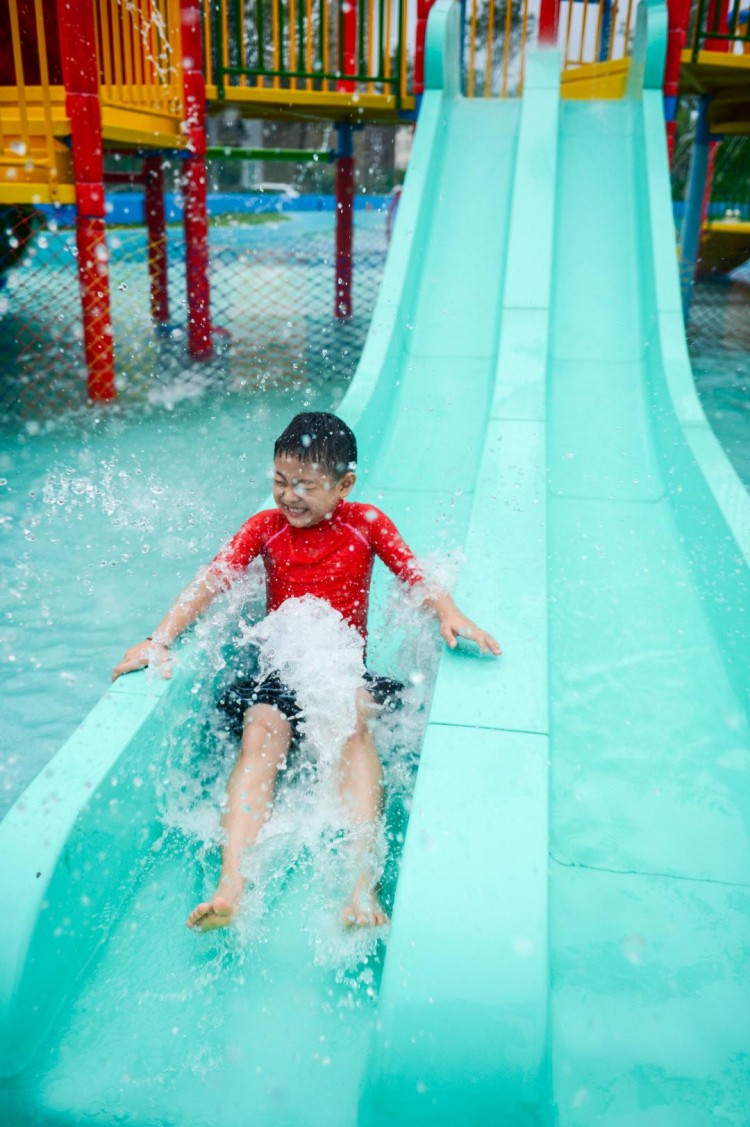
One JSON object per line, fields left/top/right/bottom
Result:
{"left": 8, "top": 0, "right": 32, "bottom": 157}
{"left": 400, "top": 0, "right": 408, "bottom": 98}
{"left": 148, "top": 0, "right": 162, "bottom": 109}
{"left": 202, "top": 0, "right": 214, "bottom": 87}
{"left": 132, "top": 0, "right": 145, "bottom": 104}
{"left": 239, "top": 0, "right": 247, "bottom": 88}
{"left": 564, "top": 0, "right": 575, "bottom": 67}
{"left": 624, "top": 0, "right": 636, "bottom": 54}
{"left": 366, "top": 0, "right": 374, "bottom": 93}
{"left": 121, "top": 0, "right": 135, "bottom": 102}
{"left": 501, "top": 0, "right": 512, "bottom": 96}
{"left": 579, "top": 0, "right": 590, "bottom": 63}
{"left": 322, "top": 0, "right": 329, "bottom": 90}
{"left": 383, "top": 0, "right": 391, "bottom": 79}
{"left": 109, "top": 0, "right": 124, "bottom": 99}
{"left": 607, "top": 0, "right": 620, "bottom": 58}
{"left": 594, "top": 0, "right": 604, "bottom": 63}
{"left": 306, "top": 0, "right": 313, "bottom": 90}
{"left": 289, "top": 0, "right": 297, "bottom": 88}
{"left": 272, "top": 0, "right": 281, "bottom": 89}
{"left": 171, "top": 0, "right": 184, "bottom": 118}
{"left": 221, "top": 0, "right": 230, "bottom": 89}
{"left": 34, "top": 0, "right": 55, "bottom": 172}
{"left": 468, "top": 0, "right": 477, "bottom": 96}
{"left": 519, "top": 0, "right": 529, "bottom": 93}
{"left": 483, "top": 0, "right": 495, "bottom": 97}
{"left": 97, "top": 0, "right": 113, "bottom": 99}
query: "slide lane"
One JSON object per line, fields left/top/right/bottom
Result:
{"left": 547, "top": 39, "right": 750, "bottom": 1123}
{"left": 0, "top": 3, "right": 522, "bottom": 1124}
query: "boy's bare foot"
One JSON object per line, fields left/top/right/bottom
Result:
{"left": 187, "top": 875, "right": 246, "bottom": 932}
{"left": 186, "top": 894, "right": 237, "bottom": 932}
{"left": 342, "top": 874, "right": 389, "bottom": 928}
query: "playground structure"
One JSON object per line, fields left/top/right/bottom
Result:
{"left": 2, "top": 0, "right": 750, "bottom": 409}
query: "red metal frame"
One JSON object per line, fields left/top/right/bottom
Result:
{"left": 664, "top": 0, "right": 692, "bottom": 162}
{"left": 144, "top": 157, "right": 170, "bottom": 325}
{"left": 414, "top": 0, "right": 436, "bottom": 95}
{"left": 335, "top": 125, "right": 354, "bottom": 320}
{"left": 56, "top": 0, "right": 116, "bottom": 401}
{"left": 180, "top": 0, "right": 212, "bottom": 357}
{"left": 538, "top": 0, "right": 561, "bottom": 45}
{"left": 337, "top": 0, "right": 357, "bottom": 93}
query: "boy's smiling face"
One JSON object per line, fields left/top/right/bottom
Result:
{"left": 273, "top": 455, "right": 355, "bottom": 528}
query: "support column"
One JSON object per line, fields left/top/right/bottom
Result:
{"left": 599, "top": 0, "right": 614, "bottom": 60}
{"left": 180, "top": 0, "right": 212, "bottom": 358}
{"left": 144, "top": 156, "right": 170, "bottom": 327}
{"left": 56, "top": 0, "right": 116, "bottom": 401}
{"left": 664, "top": 0, "right": 692, "bottom": 162}
{"left": 334, "top": 123, "right": 354, "bottom": 320}
{"left": 414, "top": 0, "right": 437, "bottom": 94}
{"left": 538, "top": 0, "right": 560, "bottom": 45}
{"left": 337, "top": 0, "right": 357, "bottom": 93}
{"left": 680, "top": 95, "right": 711, "bottom": 318}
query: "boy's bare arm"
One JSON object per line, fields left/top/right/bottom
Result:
{"left": 111, "top": 570, "right": 224, "bottom": 681}
{"left": 424, "top": 590, "right": 502, "bottom": 656}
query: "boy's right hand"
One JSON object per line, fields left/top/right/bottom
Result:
{"left": 111, "top": 639, "right": 172, "bottom": 682}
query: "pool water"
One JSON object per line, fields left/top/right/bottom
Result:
{"left": 0, "top": 211, "right": 390, "bottom": 814}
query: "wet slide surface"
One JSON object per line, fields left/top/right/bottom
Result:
{"left": 0, "top": 24, "right": 521, "bottom": 1125}
{"left": 2, "top": 1, "right": 750, "bottom": 1123}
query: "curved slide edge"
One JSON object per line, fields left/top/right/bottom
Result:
{"left": 634, "top": 2, "right": 750, "bottom": 710}
{"left": 361, "top": 34, "right": 561, "bottom": 1127}
{"left": 0, "top": 4, "right": 459, "bottom": 1081}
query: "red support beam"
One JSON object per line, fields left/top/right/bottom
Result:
{"left": 337, "top": 0, "right": 357, "bottom": 93}
{"left": 335, "top": 124, "right": 354, "bottom": 320}
{"left": 538, "top": 0, "right": 561, "bottom": 45}
{"left": 414, "top": 0, "right": 436, "bottom": 95}
{"left": 144, "top": 156, "right": 170, "bottom": 325}
{"left": 56, "top": 0, "right": 116, "bottom": 401}
{"left": 704, "top": 0, "right": 730, "bottom": 51}
{"left": 180, "top": 0, "right": 212, "bottom": 358}
{"left": 664, "top": 0, "right": 692, "bottom": 163}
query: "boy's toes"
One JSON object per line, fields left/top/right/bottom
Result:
{"left": 187, "top": 896, "right": 235, "bottom": 932}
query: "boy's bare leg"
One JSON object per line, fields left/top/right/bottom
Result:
{"left": 187, "top": 704, "right": 292, "bottom": 932}
{"left": 338, "top": 691, "right": 389, "bottom": 928}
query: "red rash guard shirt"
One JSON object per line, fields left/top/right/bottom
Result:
{"left": 209, "top": 500, "right": 423, "bottom": 642}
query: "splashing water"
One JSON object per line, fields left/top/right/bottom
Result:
{"left": 243, "top": 595, "right": 366, "bottom": 772}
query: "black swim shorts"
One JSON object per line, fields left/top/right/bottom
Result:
{"left": 216, "top": 671, "right": 404, "bottom": 739}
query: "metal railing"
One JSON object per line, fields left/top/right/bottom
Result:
{"left": 203, "top": 0, "right": 413, "bottom": 105}
{"left": 689, "top": 0, "right": 750, "bottom": 59}
{"left": 0, "top": 0, "right": 63, "bottom": 193}
{"left": 464, "top": 0, "right": 638, "bottom": 99}
{"left": 94, "top": 0, "right": 184, "bottom": 118}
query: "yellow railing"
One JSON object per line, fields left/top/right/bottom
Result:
{"left": 94, "top": 0, "right": 184, "bottom": 119}
{"left": 0, "top": 0, "right": 184, "bottom": 202}
{"left": 465, "top": 0, "right": 638, "bottom": 98}
{"left": 0, "top": 0, "right": 65, "bottom": 196}
{"left": 204, "top": 0, "right": 414, "bottom": 107}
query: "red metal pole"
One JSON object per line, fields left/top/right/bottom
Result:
{"left": 180, "top": 0, "right": 212, "bottom": 358}
{"left": 664, "top": 0, "right": 692, "bottom": 164}
{"left": 144, "top": 156, "right": 170, "bottom": 325}
{"left": 338, "top": 0, "right": 357, "bottom": 92}
{"left": 538, "top": 0, "right": 561, "bottom": 45}
{"left": 56, "top": 0, "right": 116, "bottom": 401}
{"left": 335, "top": 124, "right": 354, "bottom": 320}
{"left": 414, "top": 0, "right": 436, "bottom": 94}
{"left": 704, "top": 0, "right": 730, "bottom": 51}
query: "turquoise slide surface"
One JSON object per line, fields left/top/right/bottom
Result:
{"left": 2, "top": 2, "right": 749, "bottom": 1122}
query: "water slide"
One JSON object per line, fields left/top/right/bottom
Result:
{"left": 2, "top": 1, "right": 749, "bottom": 1122}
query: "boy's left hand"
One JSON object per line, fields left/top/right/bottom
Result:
{"left": 439, "top": 611, "right": 502, "bottom": 656}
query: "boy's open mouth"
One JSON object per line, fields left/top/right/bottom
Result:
{"left": 282, "top": 503, "right": 307, "bottom": 516}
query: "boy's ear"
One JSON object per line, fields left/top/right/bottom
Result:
{"left": 338, "top": 471, "right": 356, "bottom": 496}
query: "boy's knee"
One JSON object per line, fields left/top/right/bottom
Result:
{"left": 241, "top": 704, "right": 292, "bottom": 746}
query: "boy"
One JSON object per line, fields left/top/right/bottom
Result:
{"left": 112, "top": 412, "right": 500, "bottom": 931}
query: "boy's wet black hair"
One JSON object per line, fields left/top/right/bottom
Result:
{"left": 274, "top": 412, "right": 357, "bottom": 479}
